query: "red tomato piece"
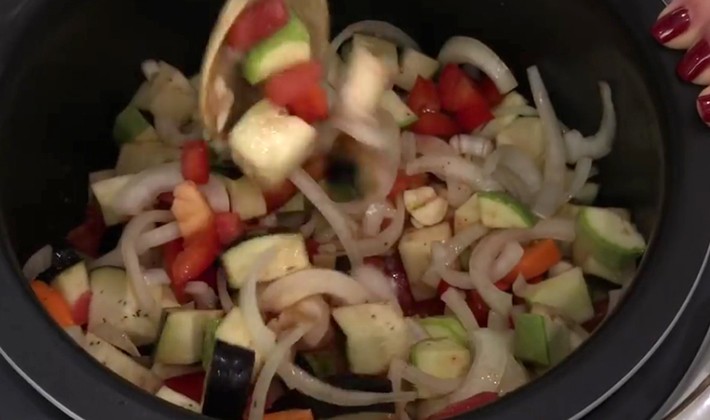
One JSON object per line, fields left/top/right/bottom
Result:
{"left": 388, "top": 170, "right": 428, "bottom": 200}
{"left": 305, "top": 238, "right": 320, "bottom": 260}
{"left": 263, "top": 156, "right": 327, "bottom": 212}
{"left": 287, "top": 84, "right": 329, "bottom": 123}
{"left": 427, "top": 392, "right": 500, "bottom": 420}
{"left": 364, "top": 255, "right": 417, "bottom": 316}
{"left": 582, "top": 298, "right": 610, "bottom": 333}
{"left": 66, "top": 203, "right": 106, "bottom": 258}
{"left": 164, "top": 372, "right": 206, "bottom": 404}
{"left": 407, "top": 76, "right": 441, "bottom": 115}
{"left": 456, "top": 103, "right": 494, "bottom": 132}
{"left": 163, "top": 239, "right": 187, "bottom": 302}
{"left": 71, "top": 290, "right": 92, "bottom": 326}
{"left": 467, "top": 290, "right": 490, "bottom": 328}
{"left": 172, "top": 226, "right": 220, "bottom": 288}
{"left": 214, "top": 212, "right": 245, "bottom": 246}
{"left": 438, "top": 64, "right": 489, "bottom": 113}
{"left": 181, "top": 140, "right": 210, "bottom": 185}
{"left": 265, "top": 61, "right": 323, "bottom": 107}
{"left": 410, "top": 112, "right": 461, "bottom": 138}
{"left": 193, "top": 263, "right": 218, "bottom": 292}
{"left": 479, "top": 75, "right": 504, "bottom": 107}
{"left": 226, "top": 0, "right": 289, "bottom": 51}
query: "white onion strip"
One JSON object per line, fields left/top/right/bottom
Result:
{"left": 185, "top": 281, "right": 218, "bottom": 309}
{"left": 564, "top": 82, "right": 616, "bottom": 163}
{"left": 421, "top": 224, "right": 489, "bottom": 288}
{"left": 216, "top": 269, "right": 234, "bottom": 312}
{"left": 567, "top": 157, "right": 593, "bottom": 199}
{"left": 250, "top": 324, "right": 310, "bottom": 420}
{"left": 415, "top": 134, "right": 458, "bottom": 157}
{"left": 278, "top": 362, "right": 417, "bottom": 406}
{"left": 143, "top": 268, "right": 170, "bottom": 286}
{"left": 388, "top": 359, "right": 406, "bottom": 420}
{"left": 22, "top": 244, "right": 52, "bottom": 280}
{"left": 136, "top": 222, "right": 181, "bottom": 254}
{"left": 490, "top": 242, "right": 524, "bottom": 281}
{"left": 527, "top": 66, "right": 567, "bottom": 217}
{"left": 487, "top": 311, "right": 510, "bottom": 331}
{"left": 260, "top": 269, "right": 370, "bottom": 312}
{"left": 438, "top": 36, "right": 518, "bottom": 94}
{"left": 198, "top": 176, "right": 230, "bottom": 213}
{"left": 290, "top": 168, "right": 363, "bottom": 266}
{"left": 89, "top": 322, "right": 140, "bottom": 357}
{"left": 356, "top": 197, "right": 405, "bottom": 257}
{"left": 239, "top": 247, "right": 279, "bottom": 354}
{"left": 441, "top": 288, "right": 479, "bottom": 331}
{"left": 353, "top": 264, "right": 402, "bottom": 315}
{"left": 121, "top": 210, "right": 173, "bottom": 314}
{"left": 362, "top": 202, "right": 389, "bottom": 238}
{"left": 406, "top": 155, "right": 501, "bottom": 191}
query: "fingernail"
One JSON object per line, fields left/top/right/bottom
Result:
{"left": 697, "top": 95, "right": 710, "bottom": 125}
{"left": 678, "top": 40, "right": 710, "bottom": 82}
{"left": 652, "top": 8, "right": 691, "bottom": 44}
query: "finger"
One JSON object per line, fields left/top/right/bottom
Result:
{"left": 678, "top": 39, "right": 710, "bottom": 85}
{"left": 652, "top": 4, "right": 702, "bottom": 49}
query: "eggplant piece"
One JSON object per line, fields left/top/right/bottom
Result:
{"left": 268, "top": 374, "right": 394, "bottom": 418}
{"left": 36, "top": 246, "right": 83, "bottom": 281}
{"left": 202, "top": 341, "right": 255, "bottom": 420}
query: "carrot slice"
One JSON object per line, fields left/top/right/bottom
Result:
{"left": 498, "top": 239, "right": 562, "bottom": 287}
{"left": 30, "top": 281, "right": 75, "bottom": 327}
{"left": 263, "top": 410, "right": 314, "bottom": 420}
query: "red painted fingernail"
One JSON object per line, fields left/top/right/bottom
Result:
{"left": 698, "top": 95, "right": 710, "bottom": 124}
{"left": 652, "top": 8, "right": 691, "bottom": 44}
{"left": 678, "top": 40, "right": 710, "bottom": 82}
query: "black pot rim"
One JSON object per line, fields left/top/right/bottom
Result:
{"left": 0, "top": 0, "right": 709, "bottom": 420}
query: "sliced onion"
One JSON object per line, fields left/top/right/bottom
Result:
{"left": 512, "top": 275, "right": 531, "bottom": 298}
{"left": 143, "top": 268, "right": 170, "bottom": 286}
{"left": 405, "top": 318, "right": 429, "bottom": 343}
{"left": 438, "top": 37, "right": 517, "bottom": 94}
{"left": 216, "top": 269, "right": 234, "bottom": 312}
{"left": 198, "top": 176, "right": 230, "bottom": 213}
{"left": 136, "top": 222, "right": 181, "bottom": 254}
{"left": 421, "top": 224, "right": 489, "bottom": 288}
{"left": 470, "top": 266, "right": 513, "bottom": 316}
{"left": 239, "top": 247, "right": 279, "bottom": 354}
{"left": 447, "top": 329, "right": 509, "bottom": 403}
{"left": 356, "top": 197, "right": 405, "bottom": 257}
{"left": 446, "top": 177, "right": 473, "bottom": 208}
{"left": 495, "top": 145, "right": 543, "bottom": 194}
{"left": 260, "top": 269, "right": 370, "bottom": 312}
{"left": 450, "top": 135, "right": 493, "bottom": 158}
{"left": 397, "top": 360, "right": 462, "bottom": 396}
{"left": 251, "top": 324, "right": 310, "bottom": 420}
{"left": 498, "top": 354, "right": 529, "bottom": 394}
{"left": 564, "top": 82, "right": 616, "bottom": 163}
{"left": 315, "top": 121, "right": 340, "bottom": 154}
{"left": 362, "top": 202, "right": 389, "bottom": 238}
{"left": 441, "top": 288, "right": 479, "bottom": 331}
{"left": 406, "top": 156, "right": 500, "bottom": 191}
{"left": 333, "top": 109, "right": 400, "bottom": 152}
{"left": 185, "top": 281, "right": 218, "bottom": 309}
{"left": 492, "top": 167, "right": 535, "bottom": 205}
{"left": 548, "top": 261, "right": 574, "bottom": 277}
{"left": 268, "top": 297, "right": 332, "bottom": 349}
{"left": 401, "top": 131, "right": 417, "bottom": 164}
{"left": 567, "top": 157, "right": 593, "bottom": 199}
{"left": 387, "top": 359, "right": 406, "bottom": 420}
{"left": 290, "top": 168, "right": 362, "bottom": 266}
{"left": 415, "top": 134, "right": 457, "bottom": 157}
{"left": 278, "top": 362, "right": 417, "bottom": 406}
{"left": 22, "top": 244, "right": 52, "bottom": 280}
{"left": 353, "top": 264, "right": 402, "bottom": 314}
{"left": 527, "top": 66, "right": 567, "bottom": 217}
{"left": 440, "top": 269, "right": 475, "bottom": 289}
{"left": 112, "top": 163, "right": 183, "bottom": 216}
{"left": 490, "top": 242, "right": 524, "bottom": 281}
{"left": 327, "top": 20, "right": 419, "bottom": 74}
{"left": 121, "top": 210, "right": 173, "bottom": 314}
{"left": 487, "top": 311, "right": 510, "bottom": 331}
{"left": 300, "top": 212, "right": 321, "bottom": 238}
{"left": 89, "top": 322, "right": 140, "bottom": 357}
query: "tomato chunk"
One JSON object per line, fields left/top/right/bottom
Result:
{"left": 265, "top": 61, "right": 323, "bottom": 107}
{"left": 407, "top": 76, "right": 441, "bottom": 115}
{"left": 181, "top": 140, "right": 210, "bottom": 185}
{"left": 497, "top": 239, "right": 562, "bottom": 288}
{"left": 467, "top": 289, "right": 490, "bottom": 328}
{"left": 214, "top": 212, "right": 245, "bottom": 246}
{"left": 438, "top": 64, "right": 489, "bottom": 113}
{"left": 479, "top": 75, "right": 504, "bottom": 107}
{"left": 427, "top": 392, "right": 500, "bottom": 420}
{"left": 388, "top": 170, "right": 428, "bottom": 200}
{"left": 171, "top": 226, "right": 220, "bottom": 289}
{"left": 287, "top": 84, "right": 329, "bottom": 123}
{"left": 410, "top": 112, "right": 461, "bottom": 138}
{"left": 71, "top": 290, "right": 92, "bottom": 326}
{"left": 66, "top": 203, "right": 106, "bottom": 258}
{"left": 456, "top": 103, "right": 494, "bottom": 132}
{"left": 163, "top": 239, "right": 187, "bottom": 303}
{"left": 226, "top": 0, "right": 289, "bottom": 51}
{"left": 164, "top": 372, "right": 206, "bottom": 404}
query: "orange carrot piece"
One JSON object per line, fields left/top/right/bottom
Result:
{"left": 30, "top": 280, "right": 75, "bottom": 327}
{"left": 500, "top": 239, "right": 562, "bottom": 284}
{"left": 263, "top": 410, "right": 314, "bottom": 420}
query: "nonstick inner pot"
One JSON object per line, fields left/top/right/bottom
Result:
{"left": 0, "top": 0, "right": 703, "bottom": 419}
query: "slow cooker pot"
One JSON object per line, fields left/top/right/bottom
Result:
{"left": 0, "top": 0, "right": 709, "bottom": 419}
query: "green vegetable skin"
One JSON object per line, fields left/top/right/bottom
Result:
{"left": 574, "top": 207, "right": 646, "bottom": 271}
{"left": 154, "top": 309, "right": 223, "bottom": 365}
{"left": 202, "top": 318, "right": 221, "bottom": 370}
{"left": 418, "top": 316, "right": 467, "bottom": 346}
{"left": 243, "top": 15, "right": 311, "bottom": 85}
{"left": 513, "top": 313, "right": 549, "bottom": 365}
{"left": 410, "top": 338, "right": 471, "bottom": 379}
{"left": 478, "top": 191, "right": 536, "bottom": 228}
